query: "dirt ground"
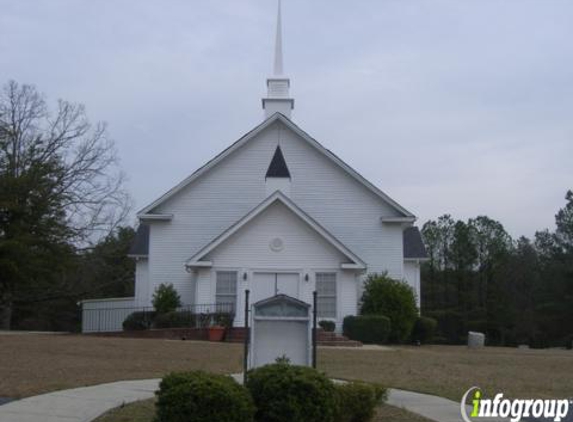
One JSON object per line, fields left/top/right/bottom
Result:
{"left": 0, "top": 334, "right": 571, "bottom": 400}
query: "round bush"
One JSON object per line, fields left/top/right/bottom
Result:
{"left": 360, "top": 273, "right": 418, "bottom": 343}
{"left": 343, "top": 315, "right": 391, "bottom": 344}
{"left": 155, "top": 371, "right": 255, "bottom": 422}
{"left": 153, "top": 310, "right": 196, "bottom": 328}
{"left": 319, "top": 320, "right": 336, "bottom": 332}
{"left": 122, "top": 311, "right": 155, "bottom": 331}
{"left": 411, "top": 316, "right": 437, "bottom": 344}
{"left": 246, "top": 363, "right": 336, "bottom": 422}
{"left": 335, "top": 382, "right": 387, "bottom": 422}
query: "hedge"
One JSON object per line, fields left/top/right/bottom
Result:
{"left": 153, "top": 310, "right": 196, "bottom": 328}
{"left": 360, "top": 273, "right": 418, "bottom": 343}
{"left": 343, "top": 315, "right": 391, "bottom": 344}
{"left": 319, "top": 320, "right": 336, "bottom": 332}
{"left": 246, "top": 363, "right": 336, "bottom": 422}
{"left": 155, "top": 371, "right": 255, "bottom": 422}
{"left": 122, "top": 311, "right": 155, "bottom": 331}
{"left": 335, "top": 382, "right": 387, "bottom": 422}
{"left": 410, "top": 316, "right": 437, "bottom": 344}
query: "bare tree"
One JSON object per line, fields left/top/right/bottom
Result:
{"left": 0, "top": 80, "right": 130, "bottom": 328}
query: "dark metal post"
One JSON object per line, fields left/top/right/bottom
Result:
{"left": 312, "top": 290, "right": 317, "bottom": 368}
{"left": 243, "top": 289, "right": 250, "bottom": 385}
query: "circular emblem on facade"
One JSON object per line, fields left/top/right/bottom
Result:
{"left": 269, "top": 237, "right": 284, "bottom": 252}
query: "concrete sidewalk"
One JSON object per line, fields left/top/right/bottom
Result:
{"left": 0, "top": 379, "right": 160, "bottom": 422}
{"left": 0, "top": 376, "right": 508, "bottom": 422}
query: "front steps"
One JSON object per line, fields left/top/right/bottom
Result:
{"left": 226, "top": 328, "right": 362, "bottom": 347}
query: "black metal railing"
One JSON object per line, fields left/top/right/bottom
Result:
{"left": 81, "top": 302, "right": 235, "bottom": 333}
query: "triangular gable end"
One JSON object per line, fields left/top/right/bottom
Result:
{"left": 137, "top": 113, "right": 415, "bottom": 220}
{"left": 185, "top": 191, "right": 366, "bottom": 270}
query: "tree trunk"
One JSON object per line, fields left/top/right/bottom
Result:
{"left": 0, "top": 291, "right": 13, "bottom": 330}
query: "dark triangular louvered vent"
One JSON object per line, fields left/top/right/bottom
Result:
{"left": 265, "top": 145, "right": 291, "bottom": 179}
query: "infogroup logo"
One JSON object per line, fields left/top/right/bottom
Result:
{"left": 461, "top": 387, "right": 571, "bottom": 422}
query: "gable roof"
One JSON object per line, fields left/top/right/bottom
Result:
{"left": 252, "top": 294, "right": 311, "bottom": 309}
{"left": 128, "top": 224, "right": 149, "bottom": 257}
{"left": 185, "top": 190, "right": 366, "bottom": 269}
{"left": 403, "top": 226, "right": 428, "bottom": 260}
{"left": 265, "top": 145, "right": 291, "bottom": 178}
{"left": 137, "top": 113, "right": 414, "bottom": 218}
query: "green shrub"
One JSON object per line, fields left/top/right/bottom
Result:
{"left": 152, "top": 283, "right": 182, "bottom": 315}
{"left": 122, "top": 311, "right": 155, "bottom": 331}
{"left": 319, "top": 320, "right": 336, "bottom": 332}
{"left": 153, "top": 310, "right": 196, "bottom": 328}
{"left": 360, "top": 273, "right": 418, "bottom": 343}
{"left": 343, "top": 315, "right": 391, "bottom": 344}
{"left": 155, "top": 371, "right": 255, "bottom": 422}
{"left": 246, "top": 363, "right": 336, "bottom": 422}
{"left": 411, "top": 316, "right": 437, "bottom": 344}
{"left": 335, "top": 382, "right": 387, "bottom": 422}
{"left": 213, "top": 312, "right": 234, "bottom": 328}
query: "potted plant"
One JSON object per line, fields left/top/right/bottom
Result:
{"left": 208, "top": 323, "right": 226, "bottom": 342}
{"left": 207, "top": 313, "right": 231, "bottom": 342}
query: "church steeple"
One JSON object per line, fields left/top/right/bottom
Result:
{"left": 262, "top": 0, "right": 294, "bottom": 119}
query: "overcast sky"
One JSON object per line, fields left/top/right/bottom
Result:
{"left": 1, "top": 0, "right": 571, "bottom": 239}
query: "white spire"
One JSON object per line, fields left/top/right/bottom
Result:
{"left": 262, "top": 0, "right": 294, "bottom": 119}
{"left": 273, "top": 0, "right": 284, "bottom": 75}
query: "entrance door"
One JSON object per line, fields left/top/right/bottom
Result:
{"left": 252, "top": 272, "right": 299, "bottom": 304}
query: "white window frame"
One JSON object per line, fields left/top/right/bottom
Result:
{"left": 215, "top": 270, "right": 238, "bottom": 313}
{"left": 316, "top": 272, "right": 337, "bottom": 319}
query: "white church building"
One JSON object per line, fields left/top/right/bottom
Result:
{"left": 81, "top": 4, "right": 427, "bottom": 333}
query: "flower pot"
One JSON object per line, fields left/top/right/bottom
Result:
{"left": 208, "top": 326, "right": 226, "bottom": 342}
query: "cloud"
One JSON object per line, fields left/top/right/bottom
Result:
{"left": 1, "top": 0, "right": 571, "bottom": 238}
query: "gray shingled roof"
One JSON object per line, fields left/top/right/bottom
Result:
{"left": 403, "top": 226, "right": 428, "bottom": 259}
{"left": 129, "top": 224, "right": 149, "bottom": 256}
{"left": 130, "top": 223, "right": 427, "bottom": 261}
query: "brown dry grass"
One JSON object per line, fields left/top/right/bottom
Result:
{"left": 0, "top": 334, "right": 571, "bottom": 401}
{"left": 0, "top": 334, "right": 243, "bottom": 398}
{"left": 94, "top": 399, "right": 432, "bottom": 422}
{"left": 320, "top": 345, "right": 573, "bottom": 401}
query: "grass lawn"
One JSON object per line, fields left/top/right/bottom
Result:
{"left": 320, "top": 345, "right": 573, "bottom": 400}
{"left": 94, "top": 399, "right": 433, "bottom": 422}
{"left": 0, "top": 334, "right": 571, "bottom": 401}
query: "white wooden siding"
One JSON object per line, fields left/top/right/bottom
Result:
{"left": 134, "top": 259, "right": 150, "bottom": 306}
{"left": 81, "top": 297, "right": 136, "bottom": 333}
{"left": 193, "top": 201, "right": 356, "bottom": 330}
{"left": 139, "top": 120, "right": 414, "bottom": 318}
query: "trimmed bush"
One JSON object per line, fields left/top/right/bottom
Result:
{"left": 246, "top": 363, "right": 336, "bottom": 422}
{"left": 319, "top": 320, "right": 336, "bottom": 332}
{"left": 122, "top": 311, "right": 155, "bottom": 331}
{"left": 360, "top": 273, "right": 418, "bottom": 343}
{"left": 335, "top": 382, "right": 387, "bottom": 422}
{"left": 153, "top": 310, "right": 196, "bottom": 328}
{"left": 343, "top": 315, "right": 391, "bottom": 344}
{"left": 213, "top": 312, "right": 234, "bottom": 328}
{"left": 152, "top": 283, "right": 181, "bottom": 315}
{"left": 155, "top": 371, "right": 255, "bottom": 422}
{"left": 411, "top": 316, "right": 438, "bottom": 344}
